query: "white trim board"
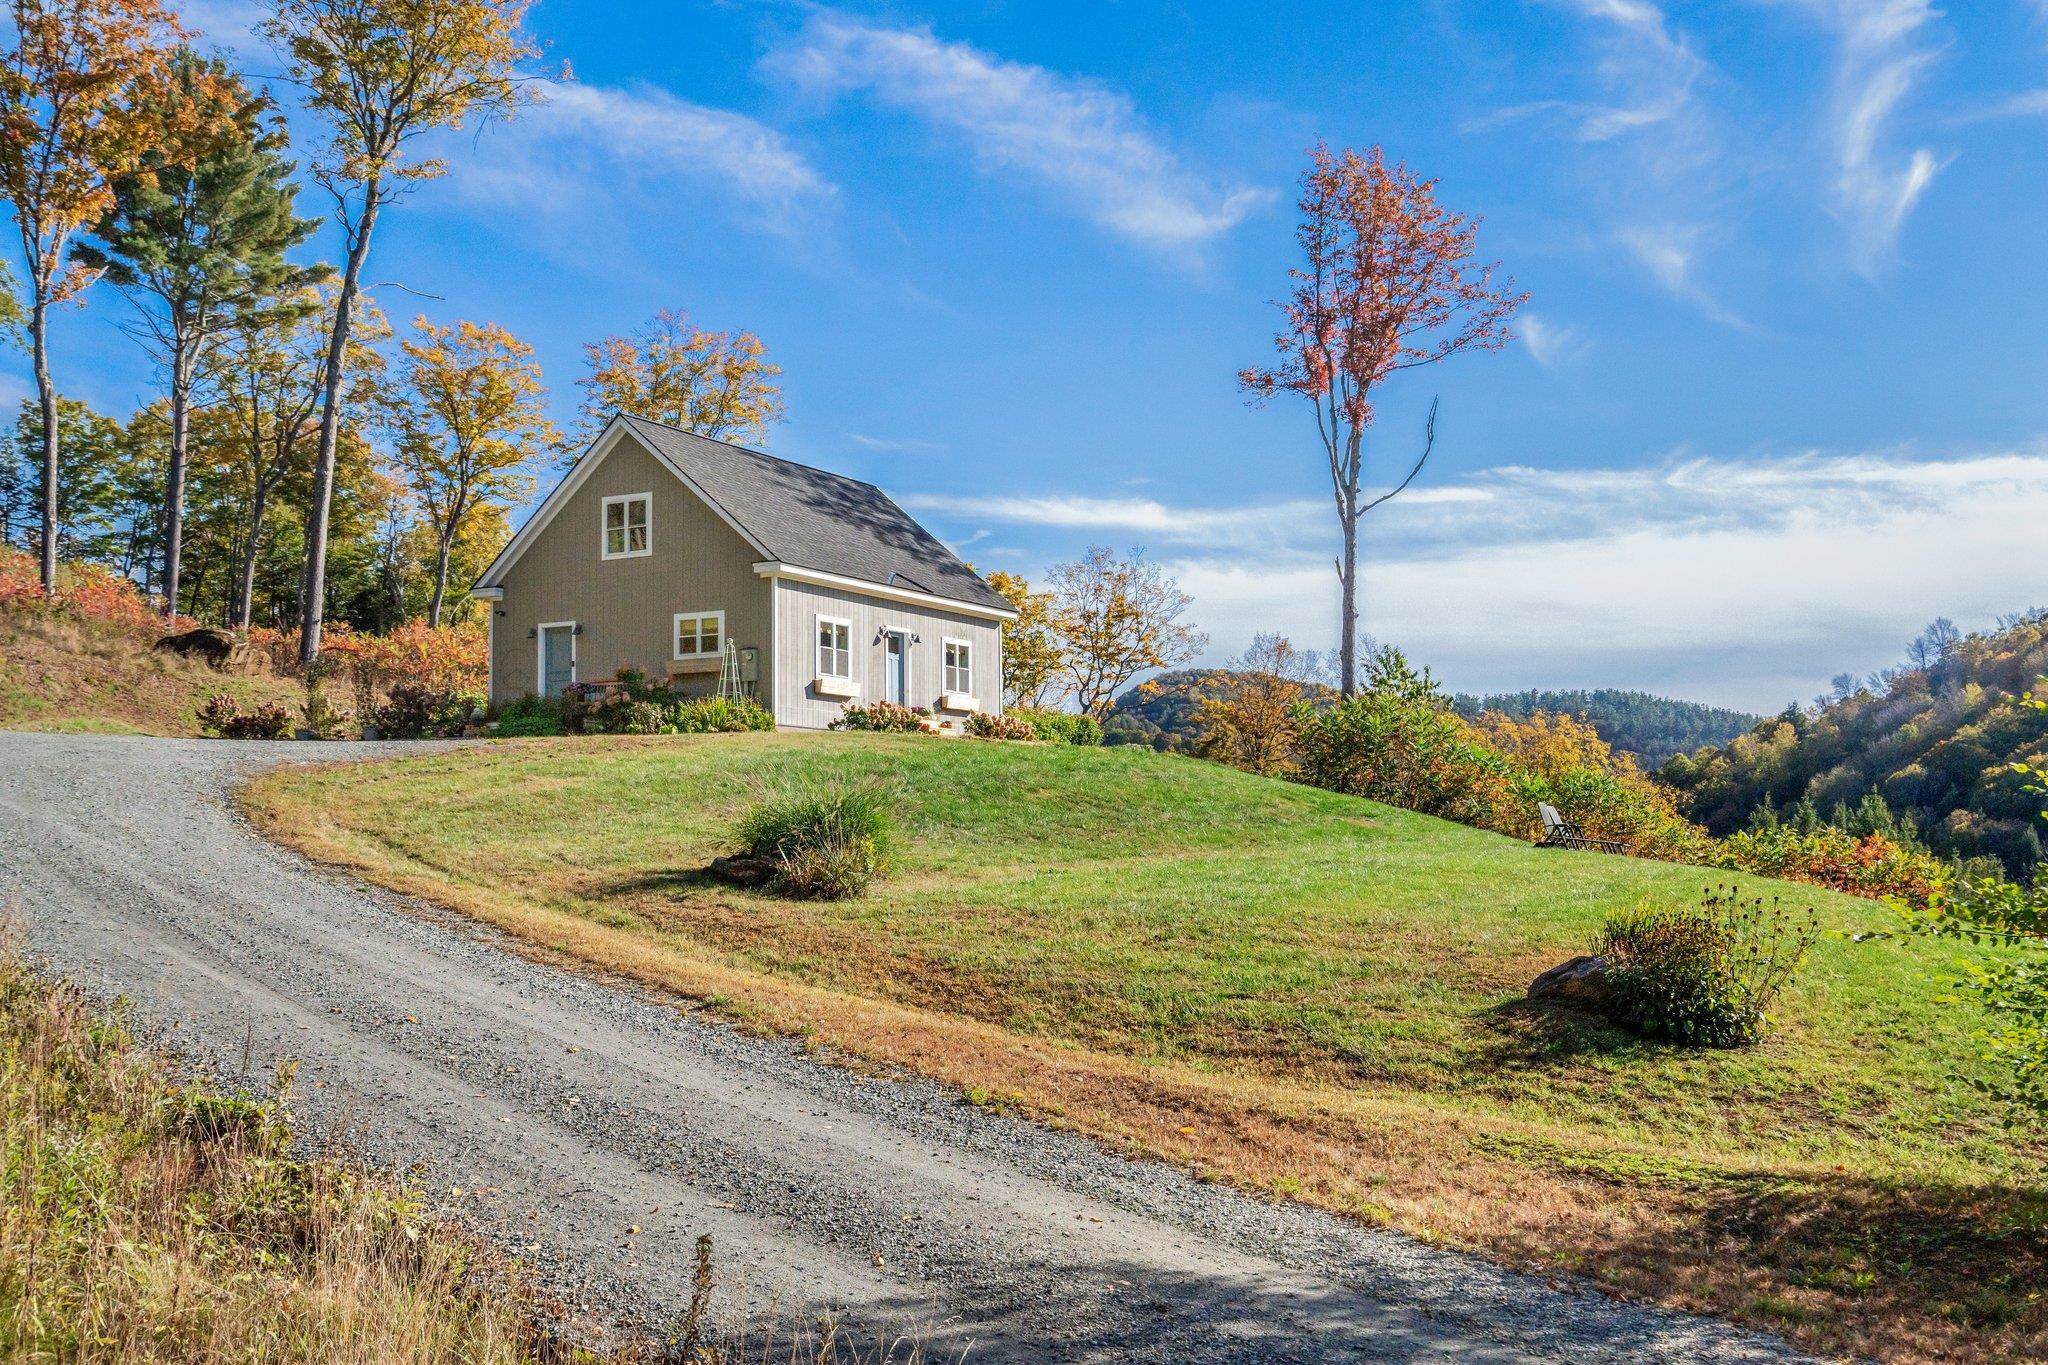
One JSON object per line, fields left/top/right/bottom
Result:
{"left": 756, "top": 562, "right": 1018, "bottom": 623}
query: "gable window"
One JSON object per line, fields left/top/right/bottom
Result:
{"left": 943, "top": 638, "right": 972, "bottom": 695}
{"left": 673, "top": 610, "right": 724, "bottom": 660}
{"left": 602, "top": 493, "right": 651, "bottom": 559}
{"left": 816, "top": 615, "right": 851, "bottom": 678}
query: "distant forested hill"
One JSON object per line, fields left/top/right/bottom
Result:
{"left": 1658, "top": 612, "right": 2048, "bottom": 874}
{"left": 1449, "top": 689, "right": 1761, "bottom": 767}
{"left": 1104, "top": 672, "right": 1754, "bottom": 767}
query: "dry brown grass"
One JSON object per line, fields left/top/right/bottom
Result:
{"left": 0, "top": 939, "right": 591, "bottom": 1362}
{"left": 250, "top": 773, "right": 2048, "bottom": 1365}
{"left": 0, "top": 609, "right": 300, "bottom": 736}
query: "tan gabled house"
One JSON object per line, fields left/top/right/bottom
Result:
{"left": 469, "top": 413, "right": 1017, "bottom": 730}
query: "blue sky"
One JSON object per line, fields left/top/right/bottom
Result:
{"left": 26, "top": 0, "right": 2048, "bottom": 710}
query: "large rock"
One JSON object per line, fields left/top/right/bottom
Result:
{"left": 154, "top": 627, "right": 241, "bottom": 670}
{"left": 1527, "top": 954, "right": 1612, "bottom": 1007}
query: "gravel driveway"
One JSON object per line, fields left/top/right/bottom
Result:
{"left": 0, "top": 732, "right": 1805, "bottom": 1363}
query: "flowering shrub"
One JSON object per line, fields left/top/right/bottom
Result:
{"left": 197, "top": 694, "right": 293, "bottom": 741}
{"left": 1595, "top": 888, "right": 1820, "bottom": 1048}
{"left": 830, "top": 701, "right": 939, "bottom": 734}
{"left": 966, "top": 711, "right": 1038, "bottom": 741}
{"left": 1293, "top": 691, "right": 1523, "bottom": 831}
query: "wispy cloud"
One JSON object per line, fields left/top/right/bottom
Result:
{"left": 1517, "top": 314, "right": 1586, "bottom": 366}
{"left": 1779, "top": 0, "right": 1946, "bottom": 272}
{"left": 764, "top": 12, "right": 1266, "bottom": 255}
{"left": 1472, "top": 0, "right": 1712, "bottom": 158}
{"left": 900, "top": 488, "right": 1489, "bottom": 551}
{"left": 847, "top": 432, "right": 948, "bottom": 454}
{"left": 449, "top": 80, "right": 835, "bottom": 229}
{"left": 1617, "top": 225, "right": 1748, "bottom": 327}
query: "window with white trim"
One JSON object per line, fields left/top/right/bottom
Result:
{"left": 673, "top": 610, "right": 724, "bottom": 659}
{"left": 602, "top": 493, "right": 650, "bottom": 559}
{"left": 943, "top": 638, "right": 972, "bottom": 694}
{"left": 816, "top": 615, "right": 851, "bottom": 678}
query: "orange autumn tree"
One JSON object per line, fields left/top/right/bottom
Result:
{"left": 1241, "top": 145, "right": 1524, "bottom": 695}
{"left": 0, "top": 0, "right": 189, "bottom": 596}
{"left": 576, "top": 308, "right": 783, "bottom": 446}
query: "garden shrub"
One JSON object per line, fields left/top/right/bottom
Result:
{"left": 736, "top": 778, "right": 894, "bottom": 899}
{"left": 1011, "top": 707, "right": 1103, "bottom": 745}
{"left": 588, "top": 695, "right": 665, "bottom": 735}
{"left": 966, "top": 711, "right": 1037, "bottom": 741}
{"left": 830, "top": 700, "right": 938, "bottom": 734}
{"left": 373, "top": 684, "right": 478, "bottom": 739}
{"left": 197, "top": 694, "right": 293, "bottom": 741}
{"left": 1595, "top": 888, "right": 1820, "bottom": 1048}
{"left": 663, "top": 696, "right": 773, "bottom": 733}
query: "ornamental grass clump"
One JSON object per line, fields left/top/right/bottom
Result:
{"left": 1595, "top": 887, "right": 1820, "bottom": 1048}
{"left": 737, "top": 778, "right": 894, "bottom": 899}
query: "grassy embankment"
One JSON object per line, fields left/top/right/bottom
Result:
{"left": 0, "top": 606, "right": 299, "bottom": 736}
{"left": 248, "top": 732, "right": 2048, "bottom": 1363}
{"left": 0, "top": 945, "right": 584, "bottom": 1362}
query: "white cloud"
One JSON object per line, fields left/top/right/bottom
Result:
{"left": 449, "top": 80, "right": 834, "bottom": 229}
{"left": 1517, "top": 314, "right": 1585, "bottom": 366}
{"left": 1474, "top": 0, "right": 1712, "bottom": 157}
{"left": 942, "top": 448, "right": 2048, "bottom": 712}
{"left": 901, "top": 487, "right": 1489, "bottom": 550}
{"left": 846, "top": 433, "right": 947, "bottom": 454}
{"left": 1778, "top": 0, "right": 1946, "bottom": 272}
{"left": 1616, "top": 225, "right": 1748, "bottom": 327}
{"left": 765, "top": 12, "right": 1265, "bottom": 254}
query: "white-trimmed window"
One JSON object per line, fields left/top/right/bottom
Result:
{"left": 943, "top": 638, "right": 972, "bottom": 695}
{"left": 673, "top": 610, "right": 724, "bottom": 660}
{"left": 816, "top": 615, "right": 851, "bottom": 678}
{"left": 601, "top": 492, "right": 651, "bottom": 559}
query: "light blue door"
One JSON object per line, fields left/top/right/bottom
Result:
{"left": 884, "top": 631, "right": 908, "bottom": 705}
{"left": 541, "top": 624, "right": 575, "bottom": 696}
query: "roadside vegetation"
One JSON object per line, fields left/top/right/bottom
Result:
{"left": 0, "top": 941, "right": 576, "bottom": 1362}
{"left": 250, "top": 731, "right": 2047, "bottom": 1361}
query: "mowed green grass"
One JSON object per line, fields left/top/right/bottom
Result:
{"left": 263, "top": 731, "right": 2031, "bottom": 1182}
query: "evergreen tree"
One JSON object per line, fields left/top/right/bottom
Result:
{"left": 74, "top": 50, "right": 320, "bottom": 618}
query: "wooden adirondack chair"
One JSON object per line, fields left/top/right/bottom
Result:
{"left": 1537, "top": 802, "right": 1625, "bottom": 855}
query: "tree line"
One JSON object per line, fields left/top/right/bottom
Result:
{"left": 0, "top": 0, "right": 783, "bottom": 646}
{"left": 1659, "top": 610, "right": 2048, "bottom": 876}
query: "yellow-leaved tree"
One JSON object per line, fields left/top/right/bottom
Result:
{"left": 576, "top": 308, "right": 783, "bottom": 446}
{"left": 384, "top": 316, "right": 554, "bottom": 626}
{"left": 262, "top": 0, "right": 540, "bottom": 659}
{"left": 1046, "top": 546, "right": 1206, "bottom": 718}
{"left": 0, "top": 0, "right": 188, "bottom": 595}
{"left": 984, "top": 569, "right": 1063, "bottom": 708}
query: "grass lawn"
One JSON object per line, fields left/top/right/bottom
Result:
{"left": 248, "top": 731, "right": 2048, "bottom": 1362}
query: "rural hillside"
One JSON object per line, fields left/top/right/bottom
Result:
{"left": 1662, "top": 612, "right": 2048, "bottom": 875}
{"left": 1105, "top": 671, "right": 1756, "bottom": 766}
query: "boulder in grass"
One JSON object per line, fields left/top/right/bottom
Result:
{"left": 1527, "top": 954, "right": 1612, "bottom": 1007}
{"left": 706, "top": 854, "right": 775, "bottom": 888}
{"left": 155, "top": 627, "right": 241, "bottom": 670}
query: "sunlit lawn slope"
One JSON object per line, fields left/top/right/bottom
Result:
{"left": 249, "top": 731, "right": 2048, "bottom": 1362}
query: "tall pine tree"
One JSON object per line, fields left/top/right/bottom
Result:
{"left": 75, "top": 50, "right": 319, "bottom": 616}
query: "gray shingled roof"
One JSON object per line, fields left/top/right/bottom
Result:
{"left": 618, "top": 414, "right": 1011, "bottom": 613}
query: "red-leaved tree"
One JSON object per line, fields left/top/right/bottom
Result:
{"left": 1241, "top": 144, "right": 1524, "bottom": 695}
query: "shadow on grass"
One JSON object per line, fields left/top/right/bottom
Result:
{"left": 1469, "top": 998, "right": 1649, "bottom": 1068}
{"left": 598, "top": 868, "right": 724, "bottom": 897}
